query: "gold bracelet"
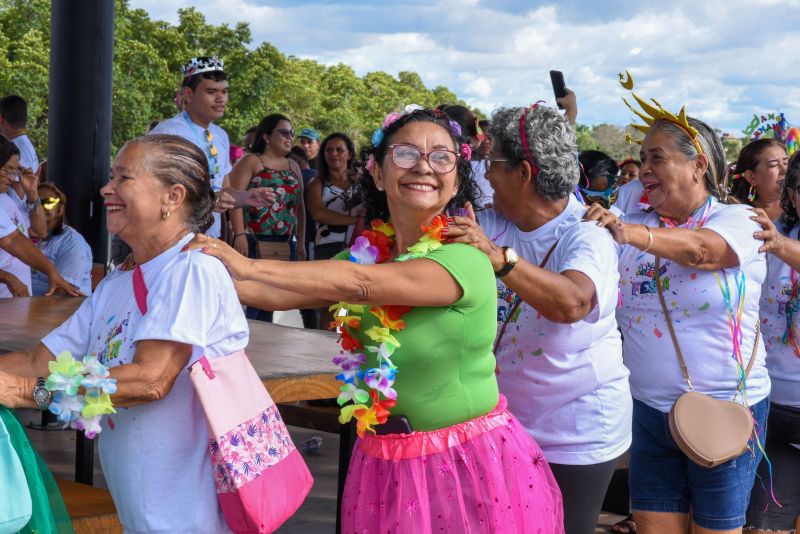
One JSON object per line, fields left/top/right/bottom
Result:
{"left": 641, "top": 224, "right": 654, "bottom": 252}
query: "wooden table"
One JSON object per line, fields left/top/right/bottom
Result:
{"left": 0, "top": 296, "right": 341, "bottom": 401}
{"left": 1, "top": 297, "right": 352, "bottom": 531}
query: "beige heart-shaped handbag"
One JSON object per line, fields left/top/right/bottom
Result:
{"left": 655, "top": 255, "right": 759, "bottom": 468}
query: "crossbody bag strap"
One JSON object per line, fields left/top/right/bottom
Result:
{"left": 655, "top": 255, "right": 762, "bottom": 394}
{"left": 493, "top": 239, "right": 559, "bottom": 355}
{"left": 654, "top": 254, "right": 693, "bottom": 390}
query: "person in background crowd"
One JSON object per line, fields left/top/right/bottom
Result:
{"left": 149, "top": 56, "right": 232, "bottom": 239}
{"left": 586, "top": 113, "right": 768, "bottom": 534}
{"left": 447, "top": 104, "right": 631, "bottom": 534}
{"left": 579, "top": 150, "right": 622, "bottom": 214}
{"left": 243, "top": 125, "right": 257, "bottom": 152}
{"left": 731, "top": 138, "right": 789, "bottom": 221}
{"left": 0, "top": 134, "right": 249, "bottom": 533}
{"left": 619, "top": 158, "right": 641, "bottom": 185}
{"left": 443, "top": 105, "right": 492, "bottom": 208}
{"left": 289, "top": 145, "right": 317, "bottom": 186}
{"left": 0, "top": 95, "right": 39, "bottom": 171}
{"left": 31, "top": 182, "right": 92, "bottom": 296}
{"left": 0, "top": 138, "right": 51, "bottom": 297}
{"left": 306, "top": 133, "right": 362, "bottom": 260}
{"left": 745, "top": 151, "right": 800, "bottom": 534}
{"left": 186, "top": 107, "right": 565, "bottom": 533}
{"left": 298, "top": 127, "right": 322, "bottom": 169}
{"left": 228, "top": 113, "right": 306, "bottom": 322}
{"left": 475, "top": 119, "right": 492, "bottom": 160}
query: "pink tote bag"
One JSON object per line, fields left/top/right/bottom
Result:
{"left": 133, "top": 266, "right": 313, "bottom": 533}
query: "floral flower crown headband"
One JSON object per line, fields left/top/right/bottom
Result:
{"left": 618, "top": 70, "right": 704, "bottom": 155}
{"left": 365, "top": 104, "right": 472, "bottom": 174}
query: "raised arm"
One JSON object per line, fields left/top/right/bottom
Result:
{"left": 187, "top": 235, "right": 464, "bottom": 308}
{"left": 583, "top": 203, "right": 740, "bottom": 270}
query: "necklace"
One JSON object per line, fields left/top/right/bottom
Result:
{"left": 181, "top": 112, "right": 221, "bottom": 190}
{"left": 331, "top": 215, "right": 448, "bottom": 436}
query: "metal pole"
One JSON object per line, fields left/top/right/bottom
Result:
{"left": 48, "top": 0, "right": 114, "bottom": 268}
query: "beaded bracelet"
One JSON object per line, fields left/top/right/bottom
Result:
{"left": 45, "top": 351, "right": 117, "bottom": 439}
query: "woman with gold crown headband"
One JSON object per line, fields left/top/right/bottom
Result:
{"left": 745, "top": 152, "right": 800, "bottom": 534}
{"left": 186, "top": 107, "right": 564, "bottom": 533}
{"left": 585, "top": 74, "right": 770, "bottom": 534}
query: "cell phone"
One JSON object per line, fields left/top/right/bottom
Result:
{"left": 375, "top": 416, "right": 413, "bottom": 435}
{"left": 550, "top": 70, "right": 568, "bottom": 109}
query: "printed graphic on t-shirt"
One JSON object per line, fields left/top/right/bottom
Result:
{"left": 97, "top": 313, "right": 132, "bottom": 364}
{"left": 497, "top": 283, "right": 522, "bottom": 323}
{"left": 630, "top": 259, "right": 670, "bottom": 296}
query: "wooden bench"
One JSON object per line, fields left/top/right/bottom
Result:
{"left": 55, "top": 479, "right": 121, "bottom": 533}
{"left": 90, "top": 263, "right": 105, "bottom": 291}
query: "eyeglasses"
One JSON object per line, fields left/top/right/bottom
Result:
{"left": 275, "top": 128, "right": 294, "bottom": 139}
{"left": 389, "top": 144, "right": 458, "bottom": 174}
{"left": 0, "top": 165, "right": 20, "bottom": 178}
{"left": 484, "top": 158, "right": 510, "bottom": 172}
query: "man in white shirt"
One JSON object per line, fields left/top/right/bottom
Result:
{"left": 0, "top": 95, "right": 38, "bottom": 172}
{"left": 149, "top": 57, "right": 232, "bottom": 238}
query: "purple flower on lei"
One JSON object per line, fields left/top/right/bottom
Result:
{"left": 363, "top": 363, "right": 397, "bottom": 400}
{"left": 349, "top": 236, "right": 379, "bottom": 265}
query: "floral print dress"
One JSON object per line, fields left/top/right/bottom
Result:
{"left": 245, "top": 167, "right": 300, "bottom": 237}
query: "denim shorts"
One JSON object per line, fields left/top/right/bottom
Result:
{"left": 746, "top": 402, "right": 800, "bottom": 531}
{"left": 630, "top": 397, "right": 769, "bottom": 530}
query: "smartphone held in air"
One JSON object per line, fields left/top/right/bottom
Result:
{"left": 550, "top": 70, "right": 567, "bottom": 109}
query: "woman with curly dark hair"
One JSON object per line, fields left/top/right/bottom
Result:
{"left": 746, "top": 151, "right": 800, "bottom": 533}
{"left": 187, "top": 106, "right": 564, "bottom": 533}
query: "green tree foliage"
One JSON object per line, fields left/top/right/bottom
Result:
{"left": 575, "top": 122, "right": 641, "bottom": 161}
{"left": 0, "top": 0, "right": 471, "bottom": 157}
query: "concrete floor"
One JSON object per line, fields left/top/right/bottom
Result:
{"left": 18, "top": 310, "right": 628, "bottom": 533}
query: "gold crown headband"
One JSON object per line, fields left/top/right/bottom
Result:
{"left": 618, "top": 70, "right": 704, "bottom": 155}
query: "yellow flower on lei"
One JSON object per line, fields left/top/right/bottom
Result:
{"left": 364, "top": 326, "right": 400, "bottom": 347}
{"left": 82, "top": 392, "right": 116, "bottom": 418}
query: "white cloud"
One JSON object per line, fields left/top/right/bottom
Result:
{"left": 129, "top": 0, "right": 800, "bottom": 132}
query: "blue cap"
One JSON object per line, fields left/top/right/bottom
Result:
{"left": 298, "top": 127, "right": 321, "bottom": 141}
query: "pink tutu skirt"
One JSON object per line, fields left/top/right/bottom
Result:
{"left": 341, "top": 395, "right": 564, "bottom": 533}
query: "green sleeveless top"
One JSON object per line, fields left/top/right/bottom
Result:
{"left": 335, "top": 243, "right": 499, "bottom": 431}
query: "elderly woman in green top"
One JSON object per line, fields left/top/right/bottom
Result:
{"left": 189, "top": 107, "right": 564, "bottom": 533}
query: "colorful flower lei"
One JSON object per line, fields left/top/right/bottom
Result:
{"left": 45, "top": 351, "right": 117, "bottom": 439}
{"left": 331, "top": 215, "right": 448, "bottom": 436}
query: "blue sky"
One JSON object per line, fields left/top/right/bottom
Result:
{"left": 129, "top": 0, "right": 800, "bottom": 134}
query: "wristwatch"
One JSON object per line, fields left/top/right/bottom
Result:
{"left": 494, "top": 246, "right": 519, "bottom": 277}
{"left": 26, "top": 198, "right": 41, "bottom": 210}
{"left": 33, "top": 377, "right": 52, "bottom": 410}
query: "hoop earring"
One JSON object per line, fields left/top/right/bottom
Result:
{"left": 747, "top": 185, "right": 756, "bottom": 203}
{"left": 162, "top": 209, "right": 170, "bottom": 220}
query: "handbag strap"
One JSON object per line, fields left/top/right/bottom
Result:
{"left": 493, "top": 239, "right": 559, "bottom": 355}
{"left": 133, "top": 265, "right": 148, "bottom": 315}
{"left": 654, "top": 254, "right": 760, "bottom": 394}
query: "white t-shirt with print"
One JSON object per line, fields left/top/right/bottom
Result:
{"left": 42, "top": 235, "right": 248, "bottom": 533}
{"left": 149, "top": 114, "right": 232, "bottom": 238}
{"left": 471, "top": 160, "right": 493, "bottom": 208}
{"left": 612, "top": 179, "right": 645, "bottom": 215}
{"left": 0, "top": 202, "right": 14, "bottom": 238}
{"left": 0, "top": 189, "right": 32, "bottom": 298}
{"left": 480, "top": 196, "right": 632, "bottom": 465}
{"left": 759, "top": 223, "right": 800, "bottom": 408}
{"left": 617, "top": 200, "right": 769, "bottom": 412}
{"left": 11, "top": 135, "right": 39, "bottom": 171}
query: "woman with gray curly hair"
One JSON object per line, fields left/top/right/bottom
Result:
{"left": 446, "top": 104, "right": 631, "bottom": 534}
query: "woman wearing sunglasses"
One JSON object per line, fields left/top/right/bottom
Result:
{"left": 188, "top": 107, "right": 564, "bottom": 533}
{"left": 30, "top": 182, "right": 92, "bottom": 296}
{"left": 228, "top": 113, "right": 307, "bottom": 321}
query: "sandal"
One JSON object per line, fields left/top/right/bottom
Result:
{"left": 610, "top": 514, "right": 636, "bottom": 534}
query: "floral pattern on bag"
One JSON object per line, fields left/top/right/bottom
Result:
{"left": 209, "top": 404, "right": 295, "bottom": 493}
